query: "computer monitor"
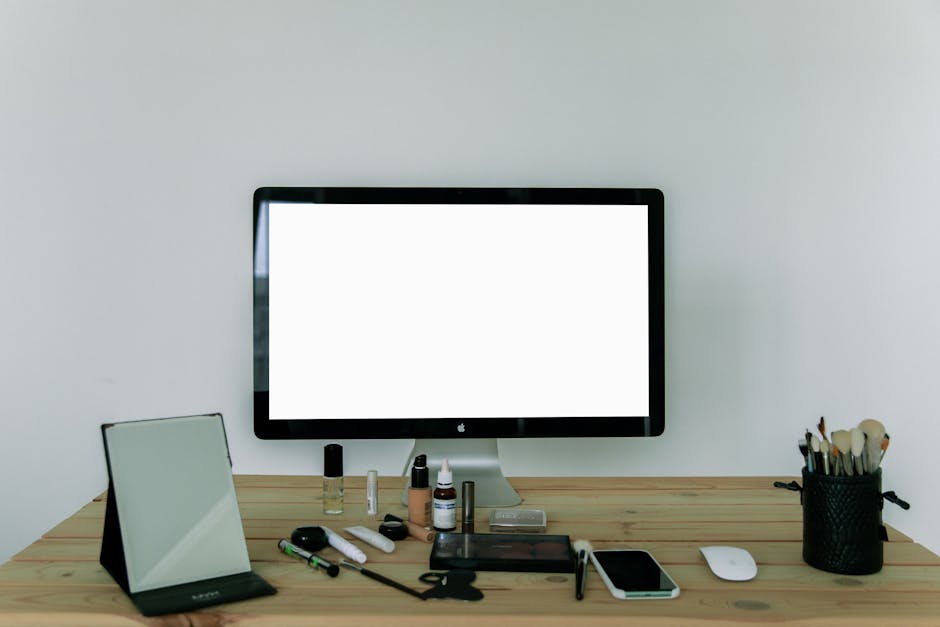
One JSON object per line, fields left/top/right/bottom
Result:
{"left": 253, "top": 187, "right": 664, "bottom": 506}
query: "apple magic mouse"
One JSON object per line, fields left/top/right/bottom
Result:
{"left": 699, "top": 546, "right": 757, "bottom": 581}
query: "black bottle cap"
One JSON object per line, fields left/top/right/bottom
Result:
{"left": 291, "top": 526, "right": 329, "bottom": 552}
{"left": 378, "top": 520, "right": 408, "bottom": 541}
{"left": 324, "top": 443, "right": 343, "bottom": 478}
{"left": 411, "top": 454, "right": 429, "bottom": 488}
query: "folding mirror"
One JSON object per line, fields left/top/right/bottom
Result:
{"left": 100, "top": 413, "right": 275, "bottom": 616}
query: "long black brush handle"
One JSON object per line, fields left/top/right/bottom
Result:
{"left": 340, "top": 560, "right": 426, "bottom": 600}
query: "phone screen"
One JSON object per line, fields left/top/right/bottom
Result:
{"left": 591, "top": 550, "right": 678, "bottom": 598}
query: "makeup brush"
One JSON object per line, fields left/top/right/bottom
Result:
{"left": 859, "top": 419, "right": 886, "bottom": 471}
{"left": 798, "top": 439, "right": 811, "bottom": 470}
{"left": 832, "top": 430, "right": 853, "bottom": 476}
{"left": 573, "top": 539, "right": 593, "bottom": 600}
{"left": 810, "top": 434, "right": 821, "bottom": 473}
{"left": 880, "top": 433, "right": 891, "bottom": 465}
{"left": 830, "top": 444, "right": 843, "bottom": 476}
{"left": 818, "top": 416, "right": 829, "bottom": 443}
{"left": 804, "top": 430, "right": 815, "bottom": 472}
{"left": 850, "top": 427, "right": 866, "bottom": 474}
{"left": 339, "top": 560, "right": 425, "bottom": 600}
{"left": 819, "top": 439, "right": 831, "bottom": 475}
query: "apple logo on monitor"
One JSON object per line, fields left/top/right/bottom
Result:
{"left": 457, "top": 423, "right": 466, "bottom": 433}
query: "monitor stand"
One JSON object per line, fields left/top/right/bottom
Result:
{"left": 401, "top": 438, "right": 521, "bottom": 507}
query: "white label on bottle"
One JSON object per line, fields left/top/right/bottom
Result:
{"left": 432, "top": 498, "right": 456, "bottom": 529}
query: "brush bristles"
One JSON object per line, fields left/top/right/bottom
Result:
{"left": 572, "top": 539, "right": 594, "bottom": 555}
{"left": 801, "top": 420, "right": 891, "bottom": 475}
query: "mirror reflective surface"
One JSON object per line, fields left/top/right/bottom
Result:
{"left": 103, "top": 414, "right": 250, "bottom": 593}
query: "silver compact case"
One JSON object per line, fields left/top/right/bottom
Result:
{"left": 489, "top": 509, "right": 547, "bottom": 533}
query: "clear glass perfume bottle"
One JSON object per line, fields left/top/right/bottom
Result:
{"left": 323, "top": 443, "right": 344, "bottom": 515}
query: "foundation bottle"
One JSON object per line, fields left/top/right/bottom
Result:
{"left": 407, "top": 454, "right": 431, "bottom": 527}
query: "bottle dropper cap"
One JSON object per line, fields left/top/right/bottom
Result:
{"left": 438, "top": 458, "right": 453, "bottom": 487}
{"left": 324, "top": 443, "right": 343, "bottom": 478}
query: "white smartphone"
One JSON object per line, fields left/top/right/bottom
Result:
{"left": 589, "top": 549, "right": 680, "bottom": 600}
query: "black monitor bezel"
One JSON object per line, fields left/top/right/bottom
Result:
{"left": 253, "top": 187, "right": 664, "bottom": 439}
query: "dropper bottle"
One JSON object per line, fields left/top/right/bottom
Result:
{"left": 432, "top": 459, "right": 457, "bottom": 532}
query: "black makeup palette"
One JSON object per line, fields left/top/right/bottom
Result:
{"left": 429, "top": 533, "right": 575, "bottom": 573}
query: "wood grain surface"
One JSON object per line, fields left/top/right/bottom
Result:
{"left": 1, "top": 475, "right": 937, "bottom": 625}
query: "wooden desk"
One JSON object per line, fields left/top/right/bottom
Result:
{"left": 1, "top": 476, "right": 939, "bottom": 625}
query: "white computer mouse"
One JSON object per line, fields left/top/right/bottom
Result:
{"left": 699, "top": 546, "right": 757, "bottom": 581}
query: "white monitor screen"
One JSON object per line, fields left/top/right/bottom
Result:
{"left": 264, "top": 202, "right": 650, "bottom": 421}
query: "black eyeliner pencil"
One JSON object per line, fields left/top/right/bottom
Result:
{"left": 340, "top": 560, "right": 426, "bottom": 600}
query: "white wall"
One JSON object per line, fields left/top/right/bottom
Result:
{"left": 2, "top": 1, "right": 938, "bottom": 563}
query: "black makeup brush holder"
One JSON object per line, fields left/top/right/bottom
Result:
{"left": 779, "top": 468, "right": 909, "bottom": 575}
{"left": 802, "top": 468, "right": 885, "bottom": 574}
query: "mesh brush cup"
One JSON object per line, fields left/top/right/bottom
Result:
{"left": 775, "top": 468, "right": 909, "bottom": 575}
{"left": 802, "top": 468, "right": 885, "bottom": 574}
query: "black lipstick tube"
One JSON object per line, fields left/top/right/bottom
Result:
{"left": 461, "top": 481, "right": 475, "bottom": 533}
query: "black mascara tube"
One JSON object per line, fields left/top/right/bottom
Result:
{"left": 278, "top": 539, "right": 339, "bottom": 577}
